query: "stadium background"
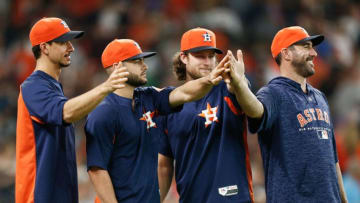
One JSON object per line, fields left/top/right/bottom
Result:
{"left": 0, "top": 0, "right": 359, "bottom": 202}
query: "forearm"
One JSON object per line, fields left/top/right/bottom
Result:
{"left": 88, "top": 168, "right": 118, "bottom": 203}
{"left": 158, "top": 154, "right": 174, "bottom": 202}
{"left": 232, "top": 76, "right": 264, "bottom": 119}
{"left": 336, "top": 162, "right": 348, "bottom": 203}
{"left": 63, "top": 82, "right": 112, "bottom": 123}
{"left": 169, "top": 76, "right": 212, "bottom": 108}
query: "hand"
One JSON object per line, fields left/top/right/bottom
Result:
{"left": 105, "top": 62, "right": 129, "bottom": 92}
{"left": 207, "top": 54, "right": 229, "bottom": 85}
{"left": 223, "top": 50, "right": 247, "bottom": 91}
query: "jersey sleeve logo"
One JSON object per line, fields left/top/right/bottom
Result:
{"left": 140, "top": 110, "right": 157, "bottom": 129}
{"left": 198, "top": 103, "right": 219, "bottom": 127}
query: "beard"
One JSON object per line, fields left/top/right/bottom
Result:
{"left": 126, "top": 72, "right": 147, "bottom": 87}
{"left": 59, "top": 62, "right": 71, "bottom": 68}
{"left": 291, "top": 56, "right": 315, "bottom": 78}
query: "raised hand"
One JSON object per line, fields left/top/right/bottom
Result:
{"left": 223, "top": 50, "right": 248, "bottom": 92}
{"left": 207, "top": 54, "right": 230, "bottom": 85}
{"left": 105, "top": 62, "right": 129, "bottom": 91}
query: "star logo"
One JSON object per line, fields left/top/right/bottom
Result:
{"left": 140, "top": 110, "right": 157, "bottom": 129}
{"left": 198, "top": 103, "right": 218, "bottom": 127}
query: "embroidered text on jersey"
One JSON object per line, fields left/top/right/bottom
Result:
{"left": 297, "top": 108, "right": 330, "bottom": 127}
{"left": 198, "top": 103, "right": 218, "bottom": 127}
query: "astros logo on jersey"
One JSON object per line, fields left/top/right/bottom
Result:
{"left": 203, "top": 33, "right": 212, "bottom": 42}
{"left": 198, "top": 103, "right": 218, "bottom": 127}
{"left": 140, "top": 110, "right": 157, "bottom": 129}
{"left": 297, "top": 108, "right": 330, "bottom": 127}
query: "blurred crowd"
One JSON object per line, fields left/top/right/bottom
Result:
{"left": 0, "top": 0, "right": 360, "bottom": 202}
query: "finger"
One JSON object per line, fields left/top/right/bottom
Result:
{"left": 112, "top": 78, "right": 128, "bottom": 85}
{"left": 237, "top": 49, "right": 243, "bottom": 62}
{"left": 216, "top": 54, "right": 230, "bottom": 68}
{"left": 212, "top": 76, "right": 223, "bottom": 84}
{"left": 213, "top": 67, "right": 225, "bottom": 76}
{"left": 113, "top": 84, "right": 126, "bottom": 89}
{"left": 224, "top": 61, "right": 231, "bottom": 69}
{"left": 228, "top": 50, "right": 236, "bottom": 62}
{"left": 115, "top": 66, "right": 127, "bottom": 73}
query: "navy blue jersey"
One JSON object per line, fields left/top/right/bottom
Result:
{"left": 16, "top": 70, "right": 77, "bottom": 203}
{"left": 85, "top": 87, "right": 180, "bottom": 203}
{"left": 159, "top": 81, "right": 253, "bottom": 203}
{"left": 248, "top": 77, "right": 340, "bottom": 202}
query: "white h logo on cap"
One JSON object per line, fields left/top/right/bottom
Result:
{"left": 203, "top": 33, "right": 211, "bottom": 42}
{"left": 133, "top": 41, "right": 142, "bottom": 51}
{"left": 60, "top": 20, "right": 69, "bottom": 28}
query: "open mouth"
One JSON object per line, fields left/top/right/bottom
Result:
{"left": 64, "top": 53, "right": 71, "bottom": 60}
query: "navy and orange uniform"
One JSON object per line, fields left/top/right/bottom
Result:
{"left": 85, "top": 87, "right": 180, "bottom": 203}
{"left": 16, "top": 70, "right": 77, "bottom": 203}
{"left": 159, "top": 81, "right": 254, "bottom": 203}
{"left": 248, "top": 77, "right": 340, "bottom": 202}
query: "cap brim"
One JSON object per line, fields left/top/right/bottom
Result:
{"left": 295, "top": 35, "right": 324, "bottom": 47}
{"left": 125, "top": 52, "right": 157, "bottom": 61}
{"left": 52, "top": 31, "right": 84, "bottom": 42}
{"left": 185, "top": 46, "right": 223, "bottom": 54}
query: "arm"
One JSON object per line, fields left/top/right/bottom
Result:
{"left": 336, "top": 162, "right": 348, "bottom": 203}
{"left": 88, "top": 167, "right": 118, "bottom": 203}
{"left": 158, "top": 154, "right": 174, "bottom": 202}
{"left": 63, "top": 63, "right": 128, "bottom": 123}
{"left": 224, "top": 50, "right": 264, "bottom": 119}
{"left": 168, "top": 55, "right": 228, "bottom": 108}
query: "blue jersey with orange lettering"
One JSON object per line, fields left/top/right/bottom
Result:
{"left": 85, "top": 87, "right": 180, "bottom": 203}
{"left": 159, "top": 81, "right": 253, "bottom": 203}
{"left": 16, "top": 70, "right": 77, "bottom": 203}
{"left": 248, "top": 77, "right": 340, "bottom": 202}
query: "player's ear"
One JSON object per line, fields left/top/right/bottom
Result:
{"left": 179, "top": 52, "right": 188, "bottom": 65}
{"left": 281, "top": 48, "right": 292, "bottom": 62}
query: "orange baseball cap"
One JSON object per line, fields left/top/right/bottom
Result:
{"left": 29, "top": 17, "right": 84, "bottom": 47}
{"left": 181, "top": 27, "right": 223, "bottom": 54}
{"left": 271, "top": 26, "right": 324, "bottom": 58}
{"left": 101, "top": 39, "right": 156, "bottom": 68}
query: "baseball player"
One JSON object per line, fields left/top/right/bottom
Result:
{"left": 227, "top": 26, "right": 348, "bottom": 202}
{"left": 16, "top": 17, "right": 129, "bottom": 203}
{"left": 158, "top": 28, "right": 254, "bottom": 203}
{"left": 85, "top": 39, "right": 227, "bottom": 203}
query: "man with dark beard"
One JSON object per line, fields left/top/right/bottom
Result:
{"left": 84, "top": 39, "right": 227, "bottom": 203}
{"left": 220, "top": 26, "right": 348, "bottom": 202}
{"left": 16, "top": 17, "right": 129, "bottom": 203}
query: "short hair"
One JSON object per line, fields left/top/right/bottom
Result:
{"left": 275, "top": 53, "right": 282, "bottom": 66}
{"left": 172, "top": 52, "right": 187, "bottom": 81}
{"left": 32, "top": 45, "right": 41, "bottom": 59}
